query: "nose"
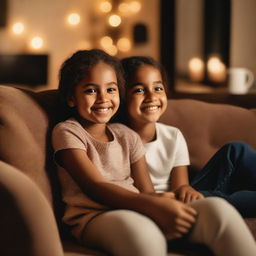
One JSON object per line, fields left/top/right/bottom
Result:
{"left": 96, "top": 90, "right": 108, "bottom": 103}
{"left": 144, "top": 90, "right": 156, "bottom": 102}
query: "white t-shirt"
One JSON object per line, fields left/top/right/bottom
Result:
{"left": 144, "top": 122, "right": 190, "bottom": 192}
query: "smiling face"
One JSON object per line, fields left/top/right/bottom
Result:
{"left": 68, "top": 61, "right": 120, "bottom": 127}
{"left": 126, "top": 64, "right": 168, "bottom": 126}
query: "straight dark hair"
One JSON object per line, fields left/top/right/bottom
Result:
{"left": 121, "top": 56, "right": 169, "bottom": 95}
{"left": 117, "top": 56, "right": 169, "bottom": 124}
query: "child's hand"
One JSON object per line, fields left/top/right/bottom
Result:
{"left": 157, "top": 191, "right": 176, "bottom": 199}
{"left": 149, "top": 196, "right": 197, "bottom": 239}
{"left": 174, "top": 185, "right": 204, "bottom": 203}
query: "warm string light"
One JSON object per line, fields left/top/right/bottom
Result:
{"left": 108, "top": 14, "right": 122, "bottom": 27}
{"left": 12, "top": 22, "right": 25, "bottom": 34}
{"left": 105, "top": 45, "right": 118, "bottom": 56}
{"left": 99, "top": 36, "right": 118, "bottom": 56}
{"left": 117, "top": 37, "right": 131, "bottom": 52}
{"left": 118, "top": 1, "right": 141, "bottom": 14}
{"left": 129, "top": 1, "right": 142, "bottom": 13}
{"left": 97, "top": 0, "right": 142, "bottom": 55}
{"left": 9, "top": 1, "right": 142, "bottom": 54}
{"left": 67, "top": 13, "right": 81, "bottom": 25}
{"left": 100, "top": 36, "right": 131, "bottom": 55}
{"left": 30, "top": 36, "right": 44, "bottom": 50}
{"left": 99, "top": 1, "right": 112, "bottom": 13}
{"left": 100, "top": 36, "right": 113, "bottom": 48}
{"left": 118, "top": 3, "right": 130, "bottom": 14}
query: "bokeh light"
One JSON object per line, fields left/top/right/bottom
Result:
{"left": 99, "top": 1, "right": 112, "bottom": 13}
{"left": 12, "top": 22, "right": 25, "bottom": 34}
{"left": 67, "top": 13, "right": 81, "bottom": 25}
{"left": 30, "top": 36, "right": 44, "bottom": 49}
{"left": 108, "top": 14, "right": 121, "bottom": 27}
{"left": 117, "top": 37, "right": 131, "bottom": 52}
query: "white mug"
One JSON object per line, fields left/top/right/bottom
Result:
{"left": 228, "top": 68, "right": 254, "bottom": 94}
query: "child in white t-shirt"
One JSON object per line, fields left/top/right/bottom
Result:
{"left": 121, "top": 56, "right": 203, "bottom": 202}
{"left": 121, "top": 56, "right": 256, "bottom": 216}
{"left": 120, "top": 55, "right": 256, "bottom": 254}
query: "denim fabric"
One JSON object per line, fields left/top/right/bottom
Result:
{"left": 191, "top": 142, "right": 256, "bottom": 217}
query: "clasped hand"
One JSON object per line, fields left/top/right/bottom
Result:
{"left": 147, "top": 187, "right": 203, "bottom": 239}
{"left": 174, "top": 185, "right": 204, "bottom": 203}
{"left": 150, "top": 196, "right": 197, "bottom": 240}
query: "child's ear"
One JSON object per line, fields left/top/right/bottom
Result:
{"left": 67, "top": 96, "right": 76, "bottom": 107}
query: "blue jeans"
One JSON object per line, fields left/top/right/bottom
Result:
{"left": 191, "top": 142, "right": 256, "bottom": 217}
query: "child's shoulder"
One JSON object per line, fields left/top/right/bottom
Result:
{"left": 156, "top": 122, "right": 181, "bottom": 132}
{"left": 156, "top": 122, "right": 183, "bottom": 138}
{"left": 53, "top": 118, "right": 83, "bottom": 134}
{"left": 109, "top": 123, "right": 140, "bottom": 138}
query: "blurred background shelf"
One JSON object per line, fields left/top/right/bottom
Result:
{"left": 172, "top": 79, "right": 256, "bottom": 109}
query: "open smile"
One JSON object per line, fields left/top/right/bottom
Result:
{"left": 141, "top": 105, "right": 161, "bottom": 112}
{"left": 91, "top": 106, "right": 113, "bottom": 114}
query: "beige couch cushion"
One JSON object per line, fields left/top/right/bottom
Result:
{"left": 160, "top": 99, "right": 256, "bottom": 170}
{"left": 0, "top": 85, "right": 57, "bottom": 205}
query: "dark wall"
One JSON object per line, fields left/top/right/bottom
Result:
{"left": 0, "top": 0, "right": 8, "bottom": 27}
{"left": 160, "top": 0, "right": 175, "bottom": 95}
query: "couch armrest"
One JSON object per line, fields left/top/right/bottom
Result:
{"left": 0, "top": 161, "right": 63, "bottom": 256}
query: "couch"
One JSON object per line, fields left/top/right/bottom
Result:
{"left": 0, "top": 85, "right": 256, "bottom": 256}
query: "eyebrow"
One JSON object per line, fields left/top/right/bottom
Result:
{"left": 131, "top": 80, "right": 163, "bottom": 87}
{"left": 82, "top": 82, "right": 118, "bottom": 88}
{"left": 153, "top": 80, "right": 163, "bottom": 85}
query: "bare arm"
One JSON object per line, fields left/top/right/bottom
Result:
{"left": 57, "top": 148, "right": 144, "bottom": 208}
{"left": 131, "top": 155, "right": 155, "bottom": 193}
{"left": 171, "top": 166, "right": 204, "bottom": 203}
{"left": 171, "top": 166, "right": 190, "bottom": 190}
{"left": 57, "top": 149, "right": 197, "bottom": 239}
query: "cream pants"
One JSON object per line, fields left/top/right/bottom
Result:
{"left": 82, "top": 197, "right": 256, "bottom": 256}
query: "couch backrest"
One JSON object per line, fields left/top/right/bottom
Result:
{"left": 0, "top": 85, "right": 60, "bottom": 207}
{"left": 160, "top": 99, "right": 256, "bottom": 170}
{"left": 1, "top": 85, "right": 256, "bottom": 205}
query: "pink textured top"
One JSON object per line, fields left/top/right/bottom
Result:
{"left": 52, "top": 118, "right": 145, "bottom": 240}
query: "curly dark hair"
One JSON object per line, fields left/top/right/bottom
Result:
{"left": 57, "top": 49, "right": 125, "bottom": 121}
{"left": 59, "top": 49, "right": 125, "bottom": 100}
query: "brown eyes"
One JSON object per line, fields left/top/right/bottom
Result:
{"left": 133, "top": 88, "right": 144, "bottom": 94}
{"left": 132, "top": 86, "right": 164, "bottom": 94}
{"left": 84, "top": 88, "right": 96, "bottom": 94}
{"left": 107, "top": 88, "right": 117, "bottom": 93}
{"left": 84, "top": 88, "right": 117, "bottom": 94}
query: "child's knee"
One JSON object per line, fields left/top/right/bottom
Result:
{"left": 192, "top": 197, "right": 240, "bottom": 231}
{"left": 225, "top": 141, "right": 249, "bottom": 152}
{"left": 188, "top": 198, "right": 238, "bottom": 244}
{"left": 85, "top": 210, "right": 167, "bottom": 256}
{"left": 115, "top": 210, "right": 167, "bottom": 256}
